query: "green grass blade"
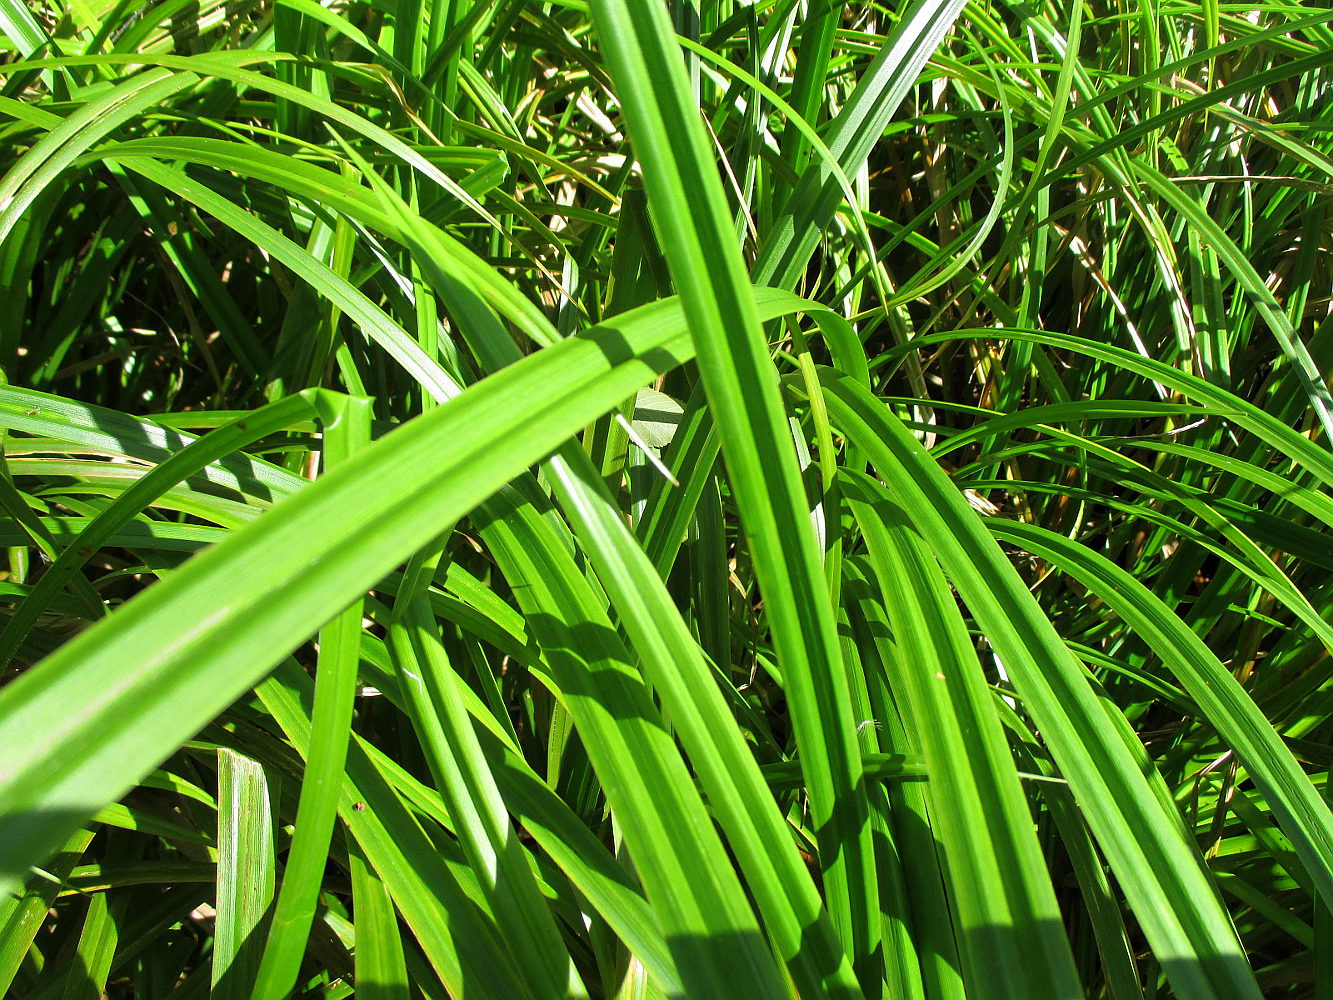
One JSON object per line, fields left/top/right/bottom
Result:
{"left": 0, "top": 68, "right": 195, "bottom": 245}
{"left": 250, "top": 394, "right": 372, "bottom": 1000}
{"left": 752, "top": 0, "right": 971, "bottom": 290}
{"left": 844, "top": 473, "right": 1083, "bottom": 1000}
{"left": 0, "top": 830, "right": 94, "bottom": 995}
{"left": 819, "top": 369, "right": 1266, "bottom": 1000}
{"left": 990, "top": 518, "right": 1333, "bottom": 910}
{"left": 546, "top": 446, "right": 865, "bottom": 1000}
{"left": 348, "top": 842, "right": 409, "bottom": 1000}
{"left": 255, "top": 662, "right": 528, "bottom": 997}
{"left": 385, "top": 562, "right": 577, "bottom": 1000}
{"left": 0, "top": 393, "right": 320, "bottom": 666}
{"left": 213, "top": 748, "right": 275, "bottom": 1000}
{"left": 0, "top": 296, "right": 695, "bottom": 897}
{"left": 587, "top": 0, "right": 876, "bottom": 971}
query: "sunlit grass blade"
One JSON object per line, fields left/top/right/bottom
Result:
{"left": 587, "top": 0, "right": 877, "bottom": 972}
{"left": 752, "top": 0, "right": 971, "bottom": 290}
{"left": 385, "top": 549, "right": 578, "bottom": 1000}
{"left": 0, "top": 67, "right": 196, "bottom": 245}
{"left": 255, "top": 661, "right": 531, "bottom": 998}
{"left": 546, "top": 445, "right": 865, "bottom": 999}
{"left": 0, "top": 392, "right": 320, "bottom": 666}
{"left": 479, "top": 483, "right": 793, "bottom": 997}
{"left": 250, "top": 394, "right": 371, "bottom": 1000}
{"left": 844, "top": 472, "right": 1083, "bottom": 1000}
{"left": 819, "top": 369, "right": 1267, "bottom": 1000}
{"left": 0, "top": 296, "right": 698, "bottom": 896}
{"left": 991, "top": 518, "right": 1333, "bottom": 909}
{"left": 213, "top": 748, "right": 275, "bottom": 1000}
{"left": 348, "top": 842, "right": 409, "bottom": 1000}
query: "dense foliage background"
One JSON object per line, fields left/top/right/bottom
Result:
{"left": 1, "top": 0, "right": 1331, "bottom": 997}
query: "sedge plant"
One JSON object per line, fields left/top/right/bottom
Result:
{"left": 0, "top": 1, "right": 1331, "bottom": 998}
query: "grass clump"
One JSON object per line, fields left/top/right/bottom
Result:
{"left": 0, "top": 1, "right": 1331, "bottom": 998}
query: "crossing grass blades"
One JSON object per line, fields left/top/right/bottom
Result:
{"left": 0, "top": 1, "right": 1331, "bottom": 997}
